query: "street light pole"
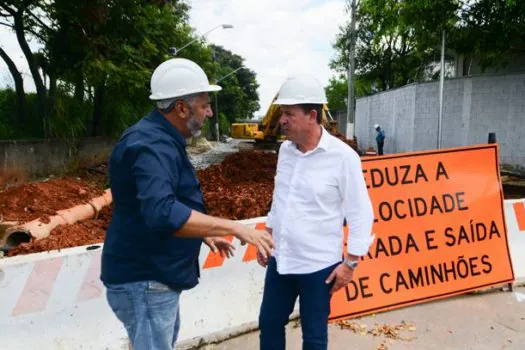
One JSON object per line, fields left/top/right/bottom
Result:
{"left": 169, "top": 24, "right": 234, "bottom": 56}
{"left": 214, "top": 93, "right": 219, "bottom": 142}
{"left": 347, "top": 0, "right": 357, "bottom": 140}
{"left": 216, "top": 66, "right": 244, "bottom": 83}
{"left": 437, "top": 29, "right": 445, "bottom": 149}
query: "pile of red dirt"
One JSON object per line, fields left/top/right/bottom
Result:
{"left": 5, "top": 147, "right": 522, "bottom": 257}
{"left": 4, "top": 150, "right": 279, "bottom": 256}
{"left": 197, "top": 151, "right": 277, "bottom": 220}
{"left": 7, "top": 206, "right": 111, "bottom": 256}
{"left": 0, "top": 177, "right": 105, "bottom": 223}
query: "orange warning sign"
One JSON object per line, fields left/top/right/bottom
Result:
{"left": 330, "top": 144, "right": 514, "bottom": 321}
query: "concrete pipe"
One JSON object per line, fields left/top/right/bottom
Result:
{"left": 1, "top": 189, "right": 112, "bottom": 250}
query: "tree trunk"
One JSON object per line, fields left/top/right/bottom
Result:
{"left": 74, "top": 73, "right": 84, "bottom": 102}
{"left": 12, "top": 11, "right": 47, "bottom": 136}
{"left": 48, "top": 73, "right": 57, "bottom": 128}
{"left": 0, "top": 47, "right": 26, "bottom": 131}
{"left": 92, "top": 83, "right": 106, "bottom": 136}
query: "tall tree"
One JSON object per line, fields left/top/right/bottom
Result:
{"left": 0, "top": 47, "right": 26, "bottom": 129}
{"left": 45, "top": 0, "right": 210, "bottom": 136}
{"left": 331, "top": 0, "right": 457, "bottom": 92}
{"left": 332, "top": 0, "right": 525, "bottom": 96}
{"left": 453, "top": 0, "right": 525, "bottom": 71}
{"left": 0, "top": 0, "right": 256, "bottom": 139}
{"left": 0, "top": 0, "right": 50, "bottom": 134}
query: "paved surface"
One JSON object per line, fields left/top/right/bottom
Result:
{"left": 188, "top": 139, "right": 243, "bottom": 170}
{"left": 201, "top": 287, "right": 525, "bottom": 350}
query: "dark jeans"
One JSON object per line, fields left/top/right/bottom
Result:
{"left": 377, "top": 140, "right": 384, "bottom": 155}
{"left": 259, "top": 258, "right": 338, "bottom": 350}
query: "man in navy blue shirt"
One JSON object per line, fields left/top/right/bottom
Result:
{"left": 101, "top": 58, "right": 274, "bottom": 350}
{"left": 374, "top": 123, "right": 386, "bottom": 155}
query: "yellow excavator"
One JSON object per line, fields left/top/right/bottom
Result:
{"left": 231, "top": 96, "right": 338, "bottom": 143}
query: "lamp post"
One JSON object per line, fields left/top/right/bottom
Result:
{"left": 346, "top": 0, "right": 357, "bottom": 140}
{"left": 437, "top": 29, "right": 445, "bottom": 149}
{"left": 169, "top": 24, "right": 234, "bottom": 56}
{"left": 212, "top": 66, "right": 245, "bottom": 142}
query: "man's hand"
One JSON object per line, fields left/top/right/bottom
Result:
{"left": 256, "top": 227, "right": 272, "bottom": 268}
{"left": 325, "top": 263, "right": 354, "bottom": 294}
{"left": 257, "top": 251, "right": 268, "bottom": 267}
{"left": 233, "top": 224, "right": 275, "bottom": 259}
{"left": 203, "top": 237, "right": 235, "bottom": 258}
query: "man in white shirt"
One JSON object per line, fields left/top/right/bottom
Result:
{"left": 257, "top": 75, "right": 375, "bottom": 350}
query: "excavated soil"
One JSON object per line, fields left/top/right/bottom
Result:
{"left": 197, "top": 151, "right": 277, "bottom": 220}
{"left": 5, "top": 150, "right": 277, "bottom": 256}
{"left": 0, "top": 176, "right": 105, "bottom": 223}
{"left": 3, "top": 147, "right": 524, "bottom": 257}
{"left": 7, "top": 206, "right": 112, "bottom": 256}
{"left": 333, "top": 132, "right": 359, "bottom": 153}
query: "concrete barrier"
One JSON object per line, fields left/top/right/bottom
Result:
{"left": 0, "top": 217, "right": 268, "bottom": 349}
{"left": 0, "top": 201, "right": 524, "bottom": 349}
{"left": 506, "top": 199, "right": 525, "bottom": 283}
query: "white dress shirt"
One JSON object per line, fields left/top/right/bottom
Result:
{"left": 266, "top": 127, "right": 375, "bottom": 274}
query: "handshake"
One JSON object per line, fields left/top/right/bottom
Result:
{"left": 203, "top": 222, "right": 274, "bottom": 262}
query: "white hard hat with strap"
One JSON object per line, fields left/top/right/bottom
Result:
{"left": 273, "top": 75, "right": 327, "bottom": 105}
{"left": 149, "top": 58, "right": 221, "bottom": 100}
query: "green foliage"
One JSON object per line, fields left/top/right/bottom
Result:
{"left": 48, "top": 86, "right": 90, "bottom": 140}
{"left": 0, "top": 88, "right": 90, "bottom": 140}
{"left": 452, "top": 0, "right": 525, "bottom": 70}
{"left": 325, "top": 77, "right": 347, "bottom": 111}
{"left": 331, "top": 0, "right": 525, "bottom": 95}
{"left": 0, "top": 89, "right": 17, "bottom": 139}
{"left": 325, "top": 75, "right": 374, "bottom": 111}
{"left": 0, "top": 1, "right": 259, "bottom": 141}
{"left": 201, "top": 118, "right": 211, "bottom": 138}
{"left": 218, "top": 113, "right": 230, "bottom": 136}
{"left": 0, "top": 90, "right": 44, "bottom": 139}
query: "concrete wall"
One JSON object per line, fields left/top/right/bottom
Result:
{"left": 0, "top": 138, "right": 115, "bottom": 185}
{"left": 356, "top": 73, "right": 525, "bottom": 167}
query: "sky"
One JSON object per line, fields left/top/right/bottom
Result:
{"left": 188, "top": 0, "right": 348, "bottom": 116}
{"left": 0, "top": 0, "right": 349, "bottom": 116}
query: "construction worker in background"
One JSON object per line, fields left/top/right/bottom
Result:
{"left": 374, "top": 123, "right": 385, "bottom": 155}
{"left": 257, "top": 75, "right": 375, "bottom": 350}
{"left": 101, "top": 58, "right": 274, "bottom": 350}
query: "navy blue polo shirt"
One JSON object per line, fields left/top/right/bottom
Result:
{"left": 101, "top": 109, "right": 206, "bottom": 291}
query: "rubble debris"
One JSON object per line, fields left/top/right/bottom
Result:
{"left": 331, "top": 132, "right": 359, "bottom": 153}
{"left": 377, "top": 343, "right": 388, "bottom": 350}
{"left": 337, "top": 320, "right": 416, "bottom": 341}
{"left": 501, "top": 175, "right": 525, "bottom": 199}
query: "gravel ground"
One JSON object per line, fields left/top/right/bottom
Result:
{"left": 188, "top": 139, "right": 247, "bottom": 170}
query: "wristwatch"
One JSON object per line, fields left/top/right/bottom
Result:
{"left": 343, "top": 259, "right": 359, "bottom": 270}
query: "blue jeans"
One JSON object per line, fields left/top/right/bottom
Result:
{"left": 259, "top": 258, "right": 338, "bottom": 350}
{"left": 105, "top": 281, "right": 181, "bottom": 350}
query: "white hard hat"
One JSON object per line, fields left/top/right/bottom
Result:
{"left": 273, "top": 75, "right": 327, "bottom": 105}
{"left": 374, "top": 124, "right": 380, "bottom": 129}
{"left": 149, "top": 58, "right": 221, "bottom": 100}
